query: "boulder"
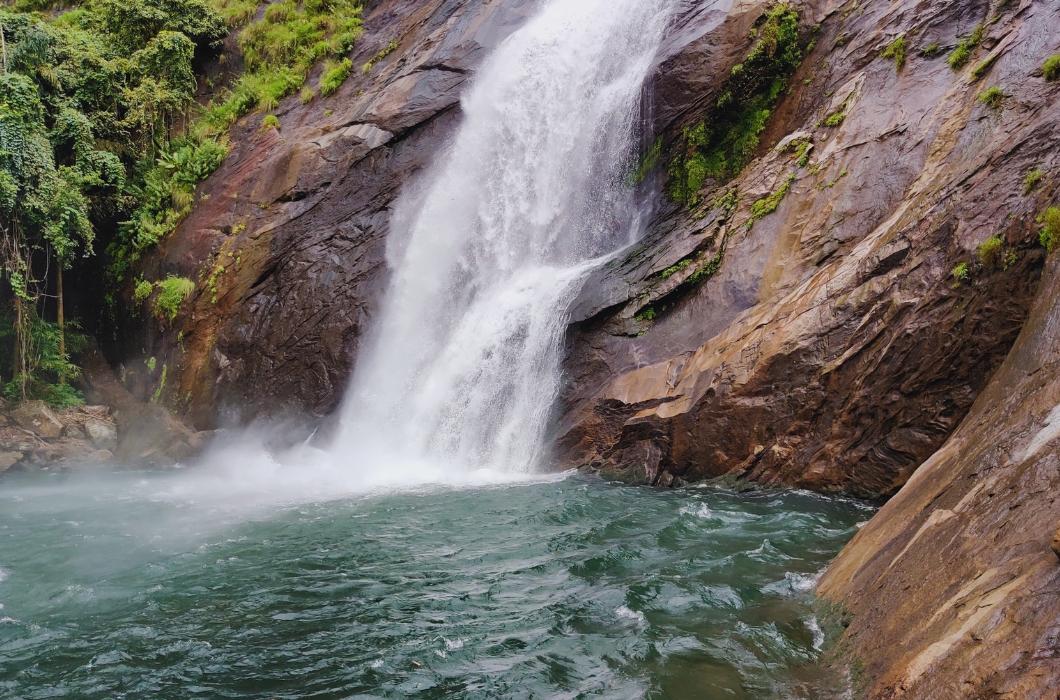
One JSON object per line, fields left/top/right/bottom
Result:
{"left": 84, "top": 419, "right": 118, "bottom": 451}
{"left": 0, "top": 451, "right": 22, "bottom": 473}
{"left": 11, "top": 400, "right": 63, "bottom": 438}
{"left": 63, "top": 424, "right": 86, "bottom": 440}
{"left": 30, "top": 447, "right": 63, "bottom": 465}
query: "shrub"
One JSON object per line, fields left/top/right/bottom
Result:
{"left": 951, "top": 261, "right": 970, "bottom": 287}
{"left": 1040, "top": 206, "right": 1060, "bottom": 252}
{"left": 881, "top": 36, "right": 906, "bottom": 71}
{"left": 133, "top": 278, "right": 154, "bottom": 304}
{"left": 154, "top": 276, "right": 196, "bottom": 321}
{"left": 0, "top": 313, "right": 86, "bottom": 406}
{"left": 977, "top": 86, "right": 1005, "bottom": 110}
{"left": 108, "top": 138, "right": 228, "bottom": 281}
{"left": 1044, "top": 55, "right": 1060, "bottom": 81}
{"left": 978, "top": 236, "right": 1003, "bottom": 268}
{"left": 1024, "top": 168, "right": 1044, "bottom": 195}
{"left": 262, "top": 114, "right": 280, "bottom": 130}
{"left": 319, "top": 58, "right": 353, "bottom": 96}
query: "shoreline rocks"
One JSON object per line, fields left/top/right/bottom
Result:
{"left": 0, "top": 401, "right": 118, "bottom": 475}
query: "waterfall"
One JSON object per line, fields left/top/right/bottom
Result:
{"left": 332, "top": 0, "right": 674, "bottom": 476}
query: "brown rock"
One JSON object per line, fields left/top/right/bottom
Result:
{"left": 819, "top": 254, "right": 1060, "bottom": 697}
{"left": 11, "top": 401, "right": 63, "bottom": 439}
{"left": 553, "top": 0, "right": 1046, "bottom": 500}
{"left": 0, "top": 451, "right": 22, "bottom": 473}
{"left": 121, "top": 0, "right": 538, "bottom": 427}
{"left": 84, "top": 419, "right": 118, "bottom": 451}
{"left": 30, "top": 446, "right": 63, "bottom": 465}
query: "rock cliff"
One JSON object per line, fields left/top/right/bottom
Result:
{"left": 555, "top": 0, "right": 1050, "bottom": 498}
{"left": 134, "top": 0, "right": 536, "bottom": 426}
{"left": 817, "top": 256, "right": 1060, "bottom": 698}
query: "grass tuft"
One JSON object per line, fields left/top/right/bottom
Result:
{"left": 319, "top": 58, "right": 353, "bottom": 96}
{"left": 154, "top": 276, "right": 196, "bottom": 322}
{"left": 1044, "top": 55, "right": 1060, "bottom": 81}
{"left": 948, "top": 24, "right": 984, "bottom": 70}
{"left": 881, "top": 36, "right": 906, "bottom": 71}
{"left": 1039, "top": 206, "right": 1060, "bottom": 252}
{"left": 978, "top": 236, "right": 1003, "bottom": 268}
{"left": 977, "top": 86, "right": 1005, "bottom": 110}
{"left": 951, "top": 261, "right": 970, "bottom": 287}
{"left": 1024, "top": 169, "right": 1044, "bottom": 195}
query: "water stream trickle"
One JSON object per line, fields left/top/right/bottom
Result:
{"left": 332, "top": 0, "right": 673, "bottom": 475}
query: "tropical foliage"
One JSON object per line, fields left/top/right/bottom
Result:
{"left": 0, "top": 0, "right": 362, "bottom": 403}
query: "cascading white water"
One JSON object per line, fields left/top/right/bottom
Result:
{"left": 333, "top": 0, "right": 675, "bottom": 476}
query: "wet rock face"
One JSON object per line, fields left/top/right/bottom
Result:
{"left": 819, "top": 256, "right": 1060, "bottom": 699}
{"left": 144, "top": 0, "right": 1051, "bottom": 508}
{"left": 552, "top": 0, "right": 1053, "bottom": 497}
{"left": 138, "top": 0, "right": 537, "bottom": 427}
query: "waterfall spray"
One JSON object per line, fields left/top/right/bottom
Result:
{"left": 332, "top": 0, "right": 674, "bottom": 476}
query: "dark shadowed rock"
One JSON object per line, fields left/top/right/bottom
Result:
{"left": 78, "top": 339, "right": 210, "bottom": 465}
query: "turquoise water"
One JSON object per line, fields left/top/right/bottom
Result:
{"left": 0, "top": 469, "right": 870, "bottom": 699}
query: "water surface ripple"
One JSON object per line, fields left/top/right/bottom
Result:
{"left": 0, "top": 471, "right": 871, "bottom": 699}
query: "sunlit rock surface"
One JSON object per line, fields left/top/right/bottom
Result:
{"left": 818, "top": 254, "right": 1060, "bottom": 699}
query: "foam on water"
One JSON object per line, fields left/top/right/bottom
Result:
{"left": 0, "top": 476, "right": 870, "bottom": 698}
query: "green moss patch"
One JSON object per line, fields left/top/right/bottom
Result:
{"left": 667, "top": 4, "right": 807, "bottom": 206}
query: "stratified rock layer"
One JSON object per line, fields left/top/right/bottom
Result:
{"left": 818, "top": 257, "right": 1060, "bottom": 698}
{"left": 554, "top": 0, "right": 1050, "bottom": 497}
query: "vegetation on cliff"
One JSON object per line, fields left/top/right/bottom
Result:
{"left": 0, "top": 0, "right": 362, "bottom": 404}
{"left": 0, "top": 0, "right": 225, "bottom": 403}
{"left": 111, "top": 0, "right": 362, "bottom": 284}
{"left": 667, "top": 3, "right": 806, "bottom": 205}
